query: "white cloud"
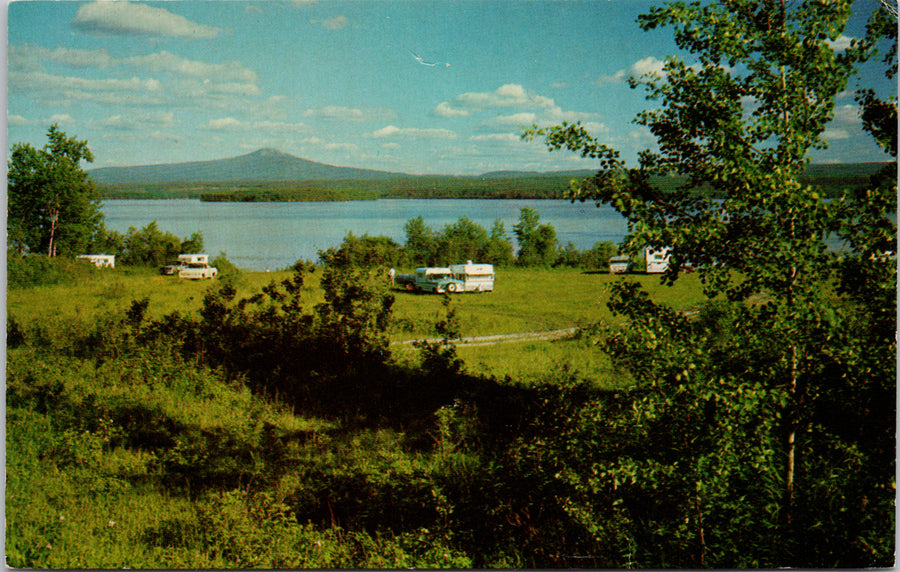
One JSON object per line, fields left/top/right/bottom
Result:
{"left": 434, "top": 101, "right": 471, "bottom": 118}
{"left": 122, "top": 51, "right": 257, "bottom": 82}
{"left": 205, "top": 82, "right": 262, "bottom": 96}
{"left": 542, "top": 106, "right": 599, "bottom": 124}
{"left": 435, "top": 84, "right": 555, "bottom": 116}
{"left": 324, "top": 142, "right": 359, "bottom": 151}
{"left": 49, "top": 114, "right": 76, "bottom": 124}
{"left": 823, "top": 128, "right": 851, "bottom": 140}
{"left": 596, "top": 56, "right": 667, "bottom": 84}
{"left": 7, "top": 114, "right": 28, "bottom": 125}
{"left": 9, "top": 44, "right": 115, "bottom": 70}
{"left": 10, "top": 44, "right": 258, "bottom": 84}
{"left": 205, "top": 117, "right": 243, "bottom": 130}
{"left": 484, "top": 107, "right": 599, "bottom": 130}
{"left": 303, "top": 105, "right": 396, "bottom": 122}
{"left": 72, "top": 1, "right": 220, "bottom": 38}
{"left": 825, "top": 35, "right": 854, "bottom": 52}
{"left": 368, "top": 125, "right": 457, "bottom": 139}
{"left": 832, "top": 104, "right": 861, "bottom": 125}
{"left": 201, "top": 117, "right": 309, "bottom": 133}
{"left": 469, "top": 133, "right": 521, "bottom": 143}
{"left": 11, "top": 71, "right": 161, "bottom": 94}
{"left": 483, "top": 112, "right": 538, "bottom": 127}
{"left": 94, "top": 111, "right": 175, "bottom": 131}
{"left": 311, "top": 15, "right": 349, "bottom": 30}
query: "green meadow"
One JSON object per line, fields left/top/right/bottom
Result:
{"left": 8, "top": 265, "right": 706, "bottom": 381}
{"left": 7, "top": 263, "right": 703, "bottom": 568}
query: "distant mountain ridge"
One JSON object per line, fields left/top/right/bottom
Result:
{"left": 88, "top": 148, "right": 408, "bottom": 185}
{"left": 88, "top": 147, "right": 892, "bottom": 189}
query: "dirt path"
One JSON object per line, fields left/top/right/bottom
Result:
{"left": 391, "top": 306, "right": 705, "bottom": 349}
{"left": 392, "top": 327, "right": 580, "bottom": 348}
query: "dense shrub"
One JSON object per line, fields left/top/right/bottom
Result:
{"left": 7, "top": 251, "right": 100, "bottom": 288}
{"left": 318, "top": 232, "right": 403, "bottom": 269}
{"left": 210, "top": 251, "right": 240, "bottom": 280}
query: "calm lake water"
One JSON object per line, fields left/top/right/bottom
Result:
{"left": 101, "top": 199, "right": 628, "bottom": 271}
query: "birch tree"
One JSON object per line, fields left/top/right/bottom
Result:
{"left": 8, "top": 125, "right": 101, "bottom": 256}
{"left": 525, "top": 0, "right": 896, "bottom": 566}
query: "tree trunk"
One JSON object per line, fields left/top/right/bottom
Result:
{"left": 47, "top": 208, "right": 59, "bottom": 257}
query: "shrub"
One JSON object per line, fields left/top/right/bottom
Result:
{"left": 7, "top": 252, "right": 99, "bottom": 288}
{"left": 210, "top": 251, "right": 240, "bottom": 280}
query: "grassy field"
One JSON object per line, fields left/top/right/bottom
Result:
{"left": 13, "top": 263, "right": 710, "bottom": 567}
{"left": 8, "top": 265, "right": 708, "bottom": 382}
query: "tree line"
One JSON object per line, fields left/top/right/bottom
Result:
{"left": 319, "top": 208, "right": 619, "bottom": 270}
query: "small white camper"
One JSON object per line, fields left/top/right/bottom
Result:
{"left": 77, "top": 254, "right": 115, "bottom": 268}
{"left": 644, "top": 247, "right": 671, "bottom": 274}
{"left": 449, "top": 261, "right": 494, "bottom": 292}
{"left": 608, "top": 255, "right": 631, "bottom": 274}
{"left": 161, "top": 254, "right": 210, "bottom": 275}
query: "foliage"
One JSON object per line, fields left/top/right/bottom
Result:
{"left": 525, "top": 0, "right": 896, "bottom": 566}
{"left": 484, "top": 219, "right": 516, "bottom": 266}
{"left": 85, "top": 223, "right": 124, "bottom": 256}
{"left": 436, "top": 216, "right": 490, "bottom": 266}
{"left": 8, "top": 124, "right": 102, "bottom": 256}
{"left": 414, "top": 294, "right": 464, "bottom": 377}
{"left": 404, "top": 215, "right": 439, "bottom": 266}
{"left": 513, "top": 207, "right": 559, "bottom": 266}
{"left": 7, "top": 251, "right": 102, "bottom": 289}
{"left": 318, "top": 232, "right": 404, "bottom": 268}
{"left": 580, "top": 241, "right": 619, "bottom": 270}
{"left": 210, "top": 251, "right": 241, "bottom": 281}
{"left": 119, "top": 221, "right": 204, "bottom": 267}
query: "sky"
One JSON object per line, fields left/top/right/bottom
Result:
{"left": 6, "top": 0, "right": 897, "bottom": 175}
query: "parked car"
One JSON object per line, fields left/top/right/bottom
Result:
{"left": 414, "top": 267, "right": 465, "bottom": 293}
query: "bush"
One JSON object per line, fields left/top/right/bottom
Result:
{"left": 318, "top": 232, "right": 403, "bottom": 269}
{"left": 210, "top": 251, "right": 240, "bottom": 280}
{"left": 7, "top": 252, "right": 99, "bottom": 288}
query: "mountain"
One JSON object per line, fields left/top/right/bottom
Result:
{"left": 87, "top": 148, "right": 409, "bottom": 185}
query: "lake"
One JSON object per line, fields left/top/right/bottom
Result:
{"left": 101, "top": 199, "right": 628, "bottom": 271}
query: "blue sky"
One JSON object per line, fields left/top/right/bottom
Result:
{"left": 7, "top": 0, "right": 896, "bottom": 175}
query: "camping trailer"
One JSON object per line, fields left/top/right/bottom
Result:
{"left": 161, "top": 254, "right": 210, "bottom": 275}
{"left": 449, "top": 261, "right": 494, "bottom": 292}
{"left": 608, "top": 255, "right": 631, "bottom": 274}
{"left": 644, "top": 247, "right": 671, "bottom": 273}
{"left": 77, "top": 254, "right": 115, "bottom": 268}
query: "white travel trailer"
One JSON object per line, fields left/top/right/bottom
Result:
{"left": 644, "top": 247, "right": 671, "bottom": 274}
{"left": 449, "top": 261, "right": 495, "bottom": 292}
{"left": 77, "top": 254, "right": 115, "bottom": 268}
{"left": 178, "top": 254, "right": 209, "bottom": 265}
{"left": 161, "top": 254, "right": 210, "bottom": 275}
{"left": 608, "top": 255, "right": 631, "bottom": 274}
